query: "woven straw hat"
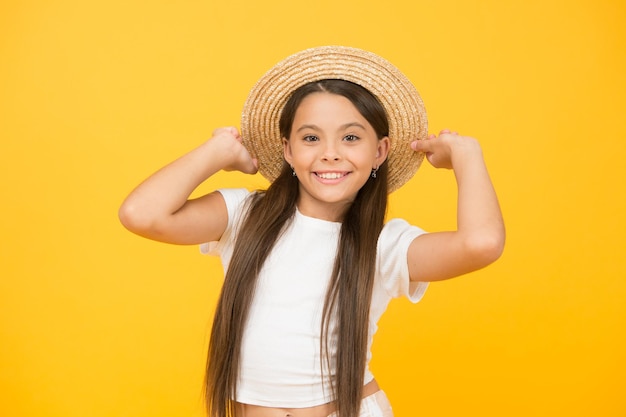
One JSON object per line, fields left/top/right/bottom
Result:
{"left": 241, "top": 45, "right": 427, "bottom": 193}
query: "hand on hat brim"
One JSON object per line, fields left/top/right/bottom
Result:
{"left": 211, "top": 127, "right": 259, "bottom": 175}
{"left": 411, "top": 130, "right": 480, "bottom": 170}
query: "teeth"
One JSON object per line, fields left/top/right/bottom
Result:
{"left": 318, "top": 172, "right": 343, "bottom": 179}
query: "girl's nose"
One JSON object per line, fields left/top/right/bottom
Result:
{"left": 321, "top": 141, "right": 340, "bottom": 161}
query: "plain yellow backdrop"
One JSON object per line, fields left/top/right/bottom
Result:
{"left": 1, "top": 0, "right": 624, "bottom": 416}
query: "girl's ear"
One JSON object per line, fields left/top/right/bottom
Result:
{"left": 375, "top": 136, "right": 391, "bottom": 166}
{"left": 283, "top": 138, "right": 293, "bottom": 165}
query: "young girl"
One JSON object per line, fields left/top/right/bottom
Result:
{"left": 119, "top": 46, "right": 504, "bottom": 417}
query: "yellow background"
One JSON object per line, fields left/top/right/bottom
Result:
{"left": 1, "top": 0, "right": 624, "bottom": 416}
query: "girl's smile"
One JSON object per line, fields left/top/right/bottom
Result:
{"left": 283, "top": 92, "right": 389, "bottom": 221}
{"left": 315, "top": 170, "right": 349, "bottom": 181}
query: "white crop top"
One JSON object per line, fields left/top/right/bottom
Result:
{"left": 201, "top": 188, "right": 428, "bottom": 408}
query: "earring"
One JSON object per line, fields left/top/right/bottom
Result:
{"left": 291, "top": 166, "right": 297, "bottom": 177}
{"left": 371, "top": 166, "right": 378, "bottom": 179}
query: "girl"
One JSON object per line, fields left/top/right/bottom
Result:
{"left": 119, "top": 46, "right": 504, "bottom": 417}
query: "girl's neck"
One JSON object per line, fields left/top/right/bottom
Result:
{"left": 296, "top": 200, "right": 350, "bottom": 223}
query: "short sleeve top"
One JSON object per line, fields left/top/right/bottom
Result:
{"left": 201, "top": 188, "right": 428, "bottom": 407}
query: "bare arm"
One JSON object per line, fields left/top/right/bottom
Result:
{"left": 118, "top": 127, "right": 258, "bottom": 245}
{"left": 407, "top": 130, "right": 505, "bottom": 282}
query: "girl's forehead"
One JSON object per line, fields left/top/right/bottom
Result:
{"left": 293, "top": 94, "right": 372, "bottom": 130}
{"left": 295, "top": 93, "right": 361, "bottom": 116}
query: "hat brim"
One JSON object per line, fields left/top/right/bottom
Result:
{"left": 241, "top": 45, "right": 427, "bottom": 193}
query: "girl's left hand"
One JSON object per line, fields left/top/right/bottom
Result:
{"left": 410, "top": 129, "right": 482, "bottom": 170}
{"left": 406, "top": 129, "right": 505, "bottom": 282}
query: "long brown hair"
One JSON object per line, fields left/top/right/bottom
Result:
{"left": 205, "top": 79, "right": 390, "bottom": 417}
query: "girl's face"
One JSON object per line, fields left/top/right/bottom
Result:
{"left": 283, "top": 92, "right": 389, "bottom": 221}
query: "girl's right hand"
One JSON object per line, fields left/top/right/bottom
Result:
{"left": 119, "top": 126, "right": 258, "bottom": 244}
{"left": 211, "top": 127, "right": 259, "bottom": 174}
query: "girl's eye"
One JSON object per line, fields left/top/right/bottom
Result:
{"left": 303, "top": 135, "right": 318, "bottom": 142}
{"left": 344, "top": 134, "right": 359, "bottom": 142}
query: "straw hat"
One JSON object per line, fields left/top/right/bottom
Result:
{"left": 241, "top": 45, "right": 427, "bottom": 193}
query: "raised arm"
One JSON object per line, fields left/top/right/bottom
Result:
{"left": 407, "top": 130, "right": 505, "bottom": 282}
{"left": 118, "top": 127, "right": 258, "bottom": 245}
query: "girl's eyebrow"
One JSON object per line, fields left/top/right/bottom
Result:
{"left": 339, "top": 122, "right": 366, "bottom": 131}
{"left": 295, "top": 122, "right": 366, "bottom": 133}
{"left": 295, "top": 124, "right": 321, "bottom": 133}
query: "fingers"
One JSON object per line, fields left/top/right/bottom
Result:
{"left": 229, "top": 126, "right": 242, "bottom": 140}
{"left": 212, "top": 126, "right": 241, "bottom": 140}
{"left": 438, "top": 129, "right": 459, "bottom": 136}
{"left": 411, "top": 129, "right": 460, "bottom": 151}
{"left": 410, "top": 139, "right": 429, "bottom": 152}
{"left": 240, "top": 158, "right": 259, "bottom": 175}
